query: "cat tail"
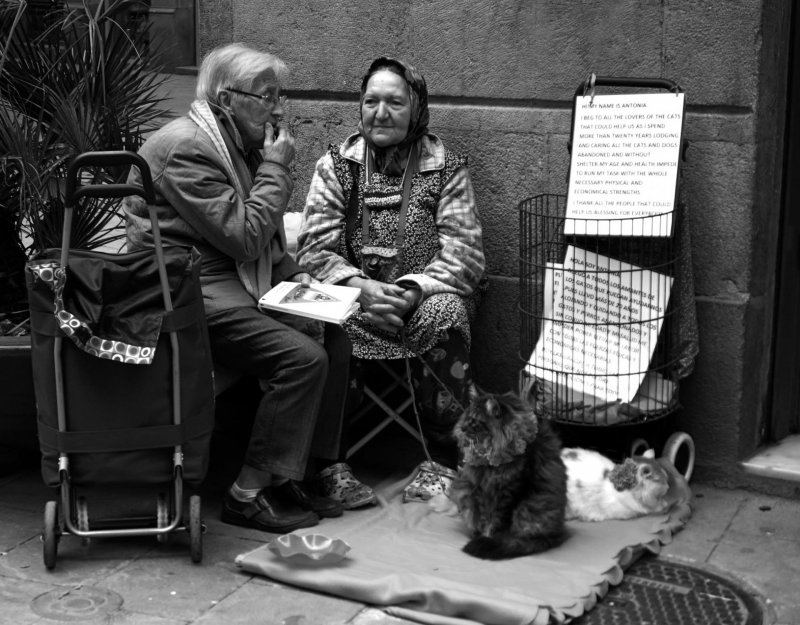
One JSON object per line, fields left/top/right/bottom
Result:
{"left": 463, "top": 530, "right": 567, "bottom": 560}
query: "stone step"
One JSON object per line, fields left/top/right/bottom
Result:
{"left": 741, "top": 433, "right": 800, "bottom": 482}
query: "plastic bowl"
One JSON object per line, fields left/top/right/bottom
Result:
{"left": 268, "top": 533, "right": 351, "bottom": 565}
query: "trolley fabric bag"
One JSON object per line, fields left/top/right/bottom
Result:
{"left": 26, "top": 245, "right": 215, "bottom": 488}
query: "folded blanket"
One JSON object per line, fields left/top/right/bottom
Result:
{"left": 237, "top": 463, "right": 692, "bottom": 625}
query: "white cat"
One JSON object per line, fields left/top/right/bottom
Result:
{"left": 562, "top": 447, "right": 671, "bottom": 522}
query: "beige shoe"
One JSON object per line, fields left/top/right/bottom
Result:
{"left": 402, "top": 461, "right": 457, "bottom": 503}
{"left": 316, "top": 463, "right": 377, "bottom": 509}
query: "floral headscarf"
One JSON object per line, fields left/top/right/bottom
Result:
{"left": 357, "top": 56, "right": 429, "bottom": 176}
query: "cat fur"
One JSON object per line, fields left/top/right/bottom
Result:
{"left": 562, "top": 447, "right": 671, "bottom": 522}
{"left": 449, "top": 389, "right": 568, "bottom": 560}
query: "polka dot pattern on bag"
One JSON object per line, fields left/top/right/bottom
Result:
{"left": 30, "top": 261, "right": 157, "bottom": 364}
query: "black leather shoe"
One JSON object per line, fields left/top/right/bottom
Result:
{"left": 273, "top": 480, "right": 344, "bottom": 518}
{"left": 220, "top": 487, "right": 319, "bottom": 533}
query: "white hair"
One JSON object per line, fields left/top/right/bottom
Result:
{"left": 195, "top": 43, "right": 288, "bottom": 106}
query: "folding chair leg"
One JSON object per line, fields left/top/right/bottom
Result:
{"left": 345, "top": 360, "right": 425, "bottom": 459}
{"left": 362, "top": 386, "right": 421, "bottom": 441}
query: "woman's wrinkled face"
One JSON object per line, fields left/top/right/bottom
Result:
{"left": 361, "top": 70, "right": 412, "bottom": 148}
{"left": 227, "top": 69, "right": 284, "bottom": 150}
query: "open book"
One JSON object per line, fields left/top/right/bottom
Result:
{"left": 258, "top": 282, "right": 361, "bottom": 324}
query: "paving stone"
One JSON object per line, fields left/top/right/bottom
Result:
{"left": 725, "top": 492, "right": 800, "bottom": 541}
{"left": 0, "top": 506, "right": 42, "bottom": 552}
{"left": 0, "top": 574, "right": 193, "bottom": 625}
{"left": 350, "top": 607, "right": 421, "bottom": 624}
{"left": 685, "top": 484, "right": 746, "bottom": 536}
{"left": 708, "top": 529, "right": 800, "bottom": 625}
{"left": 659, "top": 528, "right": 717, "bottom": 565}
{"left": 1, "top": 525, "right": 165, "bottom": 586}
{"left": 97, "top": 609, "right": 191, "bottom": 624}
{"left": 191, "top": 576, "right": 363, "bottom": 625}
{"left": 0, "top": 575, "right": 62, "bottom": 625}
{"left": 659, "top": 484, "right": 744, "bottom": 563}
{"left": 99, "top": 544, "right": 254, "bottom": 622}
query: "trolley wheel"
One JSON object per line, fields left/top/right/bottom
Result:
{"left": 43, "top": 500, "right": 60, "bottom": 570}
{"left": 188, "top": 495, "right": 203, "bottom": 564}
{"left": 76, "top": 496, "right": 91, "bottom": 546}
{"left": 629, "top": 437, "right": 651, "bottom": 457}
{"left": 156, "top": 492, "right": 170, "bottom": 543}
{"left": 662, "top": 431, "right": 695, "bottom": 482}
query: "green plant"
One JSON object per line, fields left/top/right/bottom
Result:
{"left": 0, "top": 0, "right": 168, "bottom": 333}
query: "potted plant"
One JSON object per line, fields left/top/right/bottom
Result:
{"left": 0, "top": 0, "right": 168, "bottom": 462}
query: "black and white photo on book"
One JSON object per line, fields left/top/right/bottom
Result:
{"left": 258, "top": 282, "right": 361, "bottom": 324}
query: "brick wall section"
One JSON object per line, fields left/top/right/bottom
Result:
{"left": 195, "top": 0, "right": 792, "bottom": 487}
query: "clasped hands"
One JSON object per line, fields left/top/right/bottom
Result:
{"left": 349, "top": 277, "right": 420, "bottom": 334}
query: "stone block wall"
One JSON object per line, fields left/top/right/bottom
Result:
{"left": 196, "top": 0, "right": 792, "bottom": 486}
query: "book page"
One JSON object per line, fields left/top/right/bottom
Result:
{"left": 527, "top": 246, "right": 673, "bottom": 403}
{"left": 565, "top": 92, "right": 684, "bottom": 237}
{"left": 258, "top": 282, "right": 361, "bottom": 324}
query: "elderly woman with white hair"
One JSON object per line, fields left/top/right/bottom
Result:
{"left": 124, "top": 42, "right": 342, "bottom": 533}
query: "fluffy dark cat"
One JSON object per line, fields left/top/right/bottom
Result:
{"left": 448, "top": 388, "right": 568, "bottom": 560}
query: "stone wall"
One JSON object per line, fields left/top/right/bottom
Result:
{"left": 196, "top": 0, "right": 792, "bottom": 486}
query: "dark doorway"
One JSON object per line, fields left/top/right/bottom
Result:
{"left": 769, "top": 2, "right": 800, "bottom": 441}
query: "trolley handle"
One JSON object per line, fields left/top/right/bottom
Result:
{"left": 60, "top": 150, "right": 175, "bottom": 313}
{"left": 574, "top": 75, "right": 682, "bottom": 96}
{"left": 66, "top": 151, "right": 156, "bottom": 206}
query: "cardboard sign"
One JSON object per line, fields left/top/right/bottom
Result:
{"left": 527, "top": 246, "right": 673, "bottom": 403}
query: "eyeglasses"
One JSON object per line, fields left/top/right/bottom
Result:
{"left": 224, "top": 87, "right": 286, "bottom": 107}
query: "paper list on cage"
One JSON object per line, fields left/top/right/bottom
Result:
{"left": 543, "top": 261, "right": 563, "bottom": 319}
{"left": 565, "top": 92, "right": 684, "bottom": 236}
{"left": 527, "top": 246, "right": 673, "bottom": 403}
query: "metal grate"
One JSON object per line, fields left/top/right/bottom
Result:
{"left": 569, "top": 556, "right": 764, "bottom": 625}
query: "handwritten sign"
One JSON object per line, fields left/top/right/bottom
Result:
{"left": 526, "top": 246, "right": 673, "bottom": 403}
{"left": 543, "top": 261, "right": 563, "bottom": 319}
{"left": 565, "top": 92, "right": 684, "bottom": 237}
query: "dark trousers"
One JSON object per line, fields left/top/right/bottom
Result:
{"left": 206, "top": 305, "right": 338, "bottom": 481}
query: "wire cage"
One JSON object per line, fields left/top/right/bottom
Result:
{"left": 519, "top": 193, "right": 695, "bottom": 427}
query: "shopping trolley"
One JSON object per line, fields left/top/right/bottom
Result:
{"left": 26, "top": 151, "right": 215, "bottom": 568}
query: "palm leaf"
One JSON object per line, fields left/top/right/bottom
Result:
{"left": 0, "top": 0, "right": 168, "bottom": 258}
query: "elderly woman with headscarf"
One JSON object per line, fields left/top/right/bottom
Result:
{"left": 124, "top": 43, "right": 345, "bottom": 534}
{"left": 297, "top": 56, "right": 486, "bottom": 505}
